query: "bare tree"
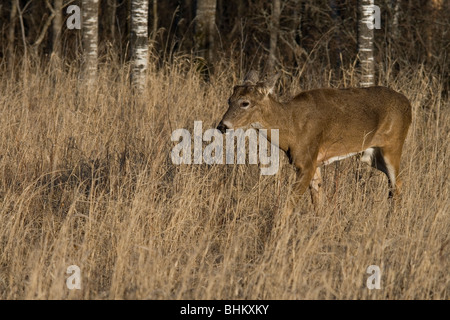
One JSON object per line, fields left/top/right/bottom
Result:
{"left": 15, "top": 0, "right": 27, "bottom": 61}
{"left": 82, "top": 0, "right": 99, "bottom": 84}
{"left": 390, "top": 0, "right": 400, "bottom": 41}
{"left": 358, "top": 0, "right": 375, "bottom": 87}
{"left": 195, "top": 0, "right": 217, "bottom": 63}
{"left": 292, "top": 0, "right": 302, "bottom": 43}
{"left": 32, "top": 1, "right": 58, "bottom": 56}
{"left": 425, "top": 0, "right": 443, "bottom": 63}
{"left": 108, "top": 0, "right": 118, "bottom": 43}
{"left": 130, "top": 0, "right": 149, "bottom": 91}
{"left": 52, "top": 0, "right": 63, "bottom": 56}
{"left": 7, "top": 0, "right": 17, "bottom": 68}
{"left": 151, "top": 0, "right": 158, "bottom": 43}
{"left": 268, "top": 0, "right": 281, "bottom": 72}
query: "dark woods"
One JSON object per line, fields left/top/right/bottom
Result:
{"left": 0, "top": 0, "right": 448, "bottom": 89}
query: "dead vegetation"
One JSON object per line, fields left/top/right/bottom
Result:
{"left": 0, "top": 57, "right": 448, "bottom": 299}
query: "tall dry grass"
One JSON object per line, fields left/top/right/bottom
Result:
{"left": 0, "top": 56, "right": 448, "bottom": 299}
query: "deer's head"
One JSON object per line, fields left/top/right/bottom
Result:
{"left": 217, "top": 71, "right": 280, "bottom": 133}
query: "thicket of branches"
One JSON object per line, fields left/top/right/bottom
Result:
{"left": 0, "top": 0, "right": 448, "bottom": 88}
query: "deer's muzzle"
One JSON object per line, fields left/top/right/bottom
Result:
{"left": 216, "top": 121, "right": 227, "bottom": 133}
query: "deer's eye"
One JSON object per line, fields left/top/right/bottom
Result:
{"left": 240, "top": 100, "right": 251, "bottom": 109}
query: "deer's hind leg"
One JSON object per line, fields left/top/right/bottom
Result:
{"left": 309, "top": 166, "right": 323, "bottom": 210}
{"left": 362, "top": 146, "right": 401, "bottom": 198}
{"left": 379, "top": 145, "right": 404, "bottom": 198}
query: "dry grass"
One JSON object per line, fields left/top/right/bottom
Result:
{"left": 0, "top": 57, "right": 448, "bottom": 299}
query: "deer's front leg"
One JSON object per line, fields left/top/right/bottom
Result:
{"left": 286, "top": 161, "right": 317, "bottom": 215}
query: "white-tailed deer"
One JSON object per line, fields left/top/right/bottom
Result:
{"left": 217, "top": 71, "right": 412, "bottom": 213}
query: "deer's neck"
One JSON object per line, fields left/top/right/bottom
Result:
{"left": 260, "top": 98, "right": 293, "bottom": 152}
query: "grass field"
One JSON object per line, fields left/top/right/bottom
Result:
{"left": 0, "top": 58, "right": 448, "bottom": 299}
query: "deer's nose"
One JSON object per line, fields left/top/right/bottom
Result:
{"left": 216, "top": 121, "right": 227, "bottom": 133}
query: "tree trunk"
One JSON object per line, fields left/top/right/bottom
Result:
{"left": 130, "top": 0, "right": 149, "bottom": 91}
{"left": 82, "top": 0, "right": 99, "bottom": 84}
{"left": 7, "top": 0, "right": 17, "bottom": 68}
{"left": 268, "top": 0, "right": 281, "bottom": 72}
{"left": 293, "top": 0, "right": 302, "bottom": 44}
{"left": 52, "top": 0, "right": 63, "bottom": 56}
{"left": 426, "top": 0, "right": 443, "bottom": 63}
{"left": 109, "top": 0, "right": 118, "bottom": 43}
{"left": 330, "top": 0, "right": 342, "bottom": 71}
{"left": 16, "top": 0, "right": 27, "bottom": 61}
{"left": 390, "top": 0, "right": 400, "bottom": 41}
{"left": 195, "top": 0, "right": 217, "bottom": 63}
{"left": 151, "top": 0, "right": 158, "bottom": 43}
{"left": 358, "top": 0, "right": 375, "bottom": 87}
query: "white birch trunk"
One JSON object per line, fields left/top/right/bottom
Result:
{"left": 195, "top": 0, "right": 217, "bottom": 63}
{"left": 82, "top": 0, "right": 99, "bottom": 84}
{"left": 131, "top": 0, "right": 149, "bottom": 91}
{"left": 358, "top": 0, "right": 375, "bottom": 87}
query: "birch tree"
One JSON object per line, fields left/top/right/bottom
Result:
{"left": 358, "top": 0, "right": 375, "bottom": 87}
{"left": 195, "top": 0, "right": 217, "bottom": 63}
{"left": 82, "top": 0, "right": 99, "bottom": 84}
{"left": 130, "top": 0, "right": 149, "bottom": 91}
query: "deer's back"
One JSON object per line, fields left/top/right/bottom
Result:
{"left": 288, "top": 86, "right": 412, "bottom": 151}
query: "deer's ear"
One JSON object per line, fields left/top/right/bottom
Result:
{"left": 261, "top": 72, "right": 280, "bottom": 96}
{"left": 243, "top": 70, "right": 259, "bottom": 85}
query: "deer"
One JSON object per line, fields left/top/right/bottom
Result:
{"left": 216, "top": 71, "right": 412, "bottom": 214}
